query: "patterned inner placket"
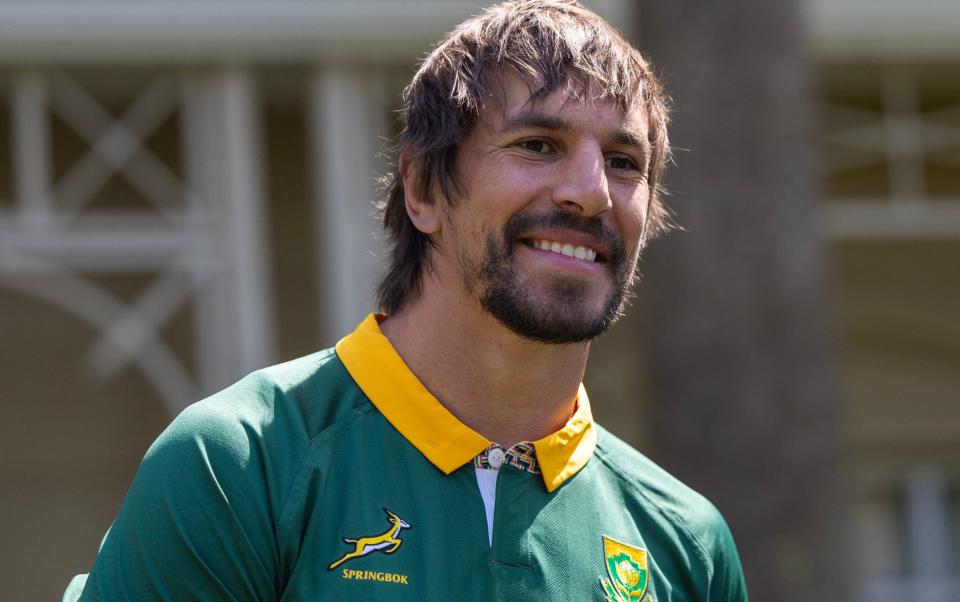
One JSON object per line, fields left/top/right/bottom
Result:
{"left": 472, "top": 442, "right": 541, "bottom": 474}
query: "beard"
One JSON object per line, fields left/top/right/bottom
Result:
{"left": 460, "top": 210, "right": 637, "bottom": 344}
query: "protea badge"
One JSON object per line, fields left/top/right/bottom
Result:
{"left": 599, "top": 535, "right": 653, "bottom": 602}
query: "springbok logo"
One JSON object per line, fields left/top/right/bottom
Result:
{"left": 328, "top": 508, "right": 412, "bottom": 570}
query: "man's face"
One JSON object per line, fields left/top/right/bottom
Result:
{"left": 438, "top": 73, "right": 651, "bottom": 343}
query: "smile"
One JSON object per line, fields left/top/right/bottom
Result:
{"left": 527, "top": 238, "right": 598, "bottom": 262}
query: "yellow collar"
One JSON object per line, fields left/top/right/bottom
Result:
{"left": 335, "top": 313, "right": 597, "bottom": 492}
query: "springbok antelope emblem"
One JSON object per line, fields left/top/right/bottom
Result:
{"left": 328, "top": 508, "right": 412, "bottom": 570}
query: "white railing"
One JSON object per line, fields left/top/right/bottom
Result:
{"left": 0, "top": 67, "right": 274, "bottom": 413}
{"left": 820, "top": 64, "right": 960, "bottom": 239}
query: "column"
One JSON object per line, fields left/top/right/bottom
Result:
{"left": 309, "top": 65, "right": 390, "bottom": 340}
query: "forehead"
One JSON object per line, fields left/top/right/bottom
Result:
{"left": 480, "top": 70, "right": 648, "bottom": 136}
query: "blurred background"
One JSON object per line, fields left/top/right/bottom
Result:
{"left": 0, "top": 1, "right": 957, "bottom": 600}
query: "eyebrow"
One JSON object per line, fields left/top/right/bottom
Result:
{"left": 500, "top": 112, "right": 650, "bottom": 156}
{"left": 501, "top": 113, "right": 572, "bottom": 135}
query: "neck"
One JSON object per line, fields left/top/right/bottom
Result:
{"left": 380, "top": 273, "right": 589, "bottom": 447}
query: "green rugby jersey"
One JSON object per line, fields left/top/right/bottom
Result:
{"left": 65, "top": 314, "right": 747, "bottom": 602}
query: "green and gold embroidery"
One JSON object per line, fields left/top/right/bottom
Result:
{"left": 328, "top": 508, "right": 411, "bottom": 570}
{"left": 599, "top": 535, "right": 653, "bottom": 602}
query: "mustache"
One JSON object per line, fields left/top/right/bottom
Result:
{"left": 502, "top": 210, "right": 626, "bottom": 266}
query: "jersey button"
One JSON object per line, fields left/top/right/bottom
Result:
{"left": 488, "top": 447, "right": 506, "bottom": 469}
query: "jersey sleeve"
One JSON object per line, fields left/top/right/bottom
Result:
{"left": 65, "top": 397, "right": 284, "bottom": 602}
{"left": 706, "top": 511, "right": 749, "bottom": 602}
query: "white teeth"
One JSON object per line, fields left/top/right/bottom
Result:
{"left": 530, "top": 239, "right": 598, "bottom": 262}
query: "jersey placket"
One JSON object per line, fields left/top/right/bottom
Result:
{"left": 474, "top": 443, "right": 550, "bottom": 599}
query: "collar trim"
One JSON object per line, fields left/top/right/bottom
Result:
{"left": 335, "top": 314, "right": 596, "bottom": 492}
{"left": 533, "top": 383, "right": 596, "bottom": 492}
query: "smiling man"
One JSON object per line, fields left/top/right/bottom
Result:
{"left": 408, "top": 71, "right": 645, "bottom": 346}
{"left": 66, "top": 2, "right": 747, "bottom": 601}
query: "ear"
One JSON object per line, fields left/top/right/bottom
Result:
{"left": 400, "top": 152, "right": 442, "bottom": 235}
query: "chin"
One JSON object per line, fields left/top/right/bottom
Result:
{"left": 481, "top": 280, "right": 625, "bottom": 344}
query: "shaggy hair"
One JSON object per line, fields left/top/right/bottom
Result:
{"left": 376, "top": 0, "right": 671, "bottom": 314}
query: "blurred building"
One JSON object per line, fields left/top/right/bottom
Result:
{"left": 0, "top": 1, "right": 957, "bottom": 600}
{"left": 811, "top": 2, "right": 960, "bottom": 599}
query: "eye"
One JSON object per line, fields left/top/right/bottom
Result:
{"left": 518, "top": 139, "right": 554, "bottom": 154}
{"left": 605, "top": 154, "right": 639, "bottom": 172}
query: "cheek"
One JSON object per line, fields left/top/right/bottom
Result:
{"left": 444, "top": 213, "right": 492, "bottom": 258}
{"left": 617, "top": 190, "right": 650, "bottom": 239}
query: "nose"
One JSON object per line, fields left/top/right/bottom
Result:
{"left": 551, "top": 143, "right": 612, "bottom": 217}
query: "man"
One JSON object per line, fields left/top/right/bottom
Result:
{"left": 66, "top": 1, "right": 747, "bottom": 600}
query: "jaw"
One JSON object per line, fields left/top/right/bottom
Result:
{"left": 480, "top": 270, "right": 625, "bottom": 344}
{"left": 442, "top": 225, "right": 630, "bottom": 343}
{"left": 494, "top": 246, "right": 623, "bottom": 328}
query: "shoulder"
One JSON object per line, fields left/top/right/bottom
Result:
{"left": 140, "top": 347, "right": 373, "bottom": 511}
{"left": 160, "top": 347, "right": 367, "bottom": 456}
{"left": 593, "top": 426, "right": 725, "bottom": 545}
{"left": 73, "top": 349, "right": 380, "bottom": 600}
{"left": 592, "top": 426, "right": 747, "bottom": 599}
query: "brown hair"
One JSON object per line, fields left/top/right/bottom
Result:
{"left": 377, "top": 0, "right": 671, "bottom": 314}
